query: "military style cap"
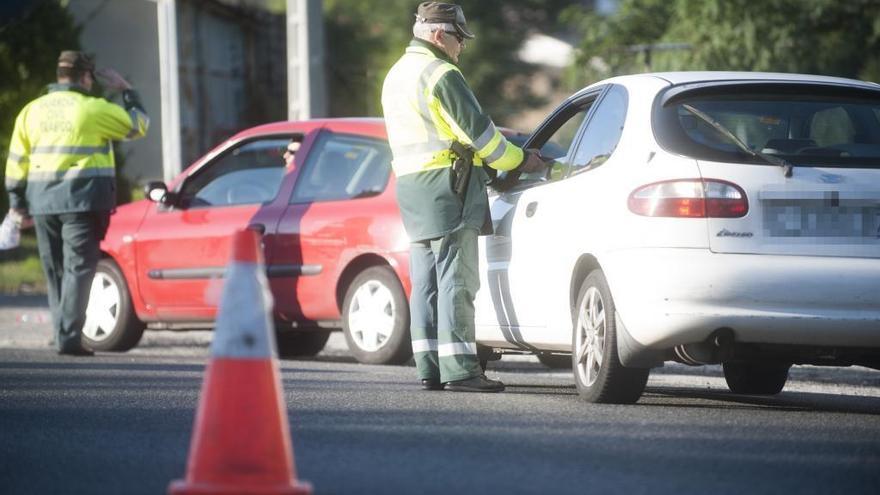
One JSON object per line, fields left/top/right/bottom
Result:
{"left": 415, "top": 2, "right": 475, "bottom": 39}
{"left": 57, "top": 51, "right": 95, "bottom": 72}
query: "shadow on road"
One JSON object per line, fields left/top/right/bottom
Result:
{"left": 0, "top": 360, "right": 206, "bottom": 374}
{"left": 643, "top": 386, "right": 880, "bottom": 415}
{"left": 280, "top": 354, "right": 359, "bottom": 365}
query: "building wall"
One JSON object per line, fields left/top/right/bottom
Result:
{"left": 67, "top": 0, "right": 164, "bottom": 185}
{"left": 177, "top": 0, "right": 287, "bottom": 166}
{"left": 68, "top": 0, "right": 287, "bottom": 184}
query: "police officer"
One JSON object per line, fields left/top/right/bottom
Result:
{"left": 5, "top": 51, "right": 149, "bottom": 356}
{"left": 381, "top": 2, "right": 545, "bottom": 392}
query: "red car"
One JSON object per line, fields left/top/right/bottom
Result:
{"left": 84, "top": 118, "right": 414, "bottom": 364}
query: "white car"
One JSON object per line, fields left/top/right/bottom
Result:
{"left": 474, "top": 72, "right": 880, "bottom": 403}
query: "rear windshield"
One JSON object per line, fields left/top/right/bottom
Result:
{"left": 653, "top": 82, "right": 880, "bottom": 169}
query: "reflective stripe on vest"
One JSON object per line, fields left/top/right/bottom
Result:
{"left": 25, "top": 166, "right": 115, "bottom": 182}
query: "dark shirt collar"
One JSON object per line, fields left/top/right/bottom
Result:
{"left": 47, "top": 83, "right": 92, "bottom": 96}
{"left": 408, "top": 38, "right": 455, "bottom": 65}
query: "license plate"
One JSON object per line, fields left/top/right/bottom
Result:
{"left": 762, "top": 201, "right": 880, "bottom": 238}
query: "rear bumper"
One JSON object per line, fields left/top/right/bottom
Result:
{"left": 603, "top": 248, "right": 880, "bottom": 349}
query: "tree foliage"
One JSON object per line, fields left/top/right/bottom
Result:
{"left": 323, "top": 0, "right": 574, "bottom": 123}
{"left": 566, "top": 0, "right": 880, "bottom": 84}
{"left": 0, "top": 0, "right": 81, "bottom": 213}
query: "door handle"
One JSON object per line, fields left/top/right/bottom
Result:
{"left": 525, "top": 202, "right": 538, "bottom": 218}
{"left": 247, "top": 223, "right": 266, "bottom": 235}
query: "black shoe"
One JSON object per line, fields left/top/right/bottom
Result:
{"left": 58, "top": 347, "right": 94, "bottom": 357}
{"left": 445, "top": 374, "right": 504, "bottom": 393}
{"left": 421, "top": 378, "right": 445, "bottom": 391}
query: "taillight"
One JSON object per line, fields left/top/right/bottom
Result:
{"left": 628, "top": 179, "right": 748, "bottom": 218}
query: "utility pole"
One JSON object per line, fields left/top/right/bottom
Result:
{"left": 156, "top": 0, "right": 182, "bottom": 181}
{"left": 287, "top": 0, "right": 326, "bottom": 120}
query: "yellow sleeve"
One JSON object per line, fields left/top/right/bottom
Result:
{"left": 5, "top": 107, "right": 31, "bottom": 210}
{"left": 90, "top": 98, "right": 149, "bottom": 141}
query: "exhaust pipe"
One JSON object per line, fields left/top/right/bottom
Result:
{"left": 673, "top": 328, "right": 734, "bottom": 366}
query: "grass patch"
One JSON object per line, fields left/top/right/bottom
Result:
{"left": 0, "top": 231, "right": 46, "bottom": 295}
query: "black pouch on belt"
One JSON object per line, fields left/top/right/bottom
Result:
{"left": 449, "top": 141, "right": 474, "bottom": 201}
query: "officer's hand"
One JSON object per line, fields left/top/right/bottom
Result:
{"left": 517, "top": 150, "right": 547, "bottom": 174}
{"left": 9, "top": 208, "right": 33, "bottom": 230}
{"left": 94, "top": 68, "right": 132, "bottom": 92}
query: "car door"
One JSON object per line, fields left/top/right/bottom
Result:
{"left": 474, "top": 88, "right": 605, "bottom": 348}
{"left": 134, "top": 134, "right": 303, "bottom": 320}
{"left": 271, "top": 130, "right": 395, "bottom": 323}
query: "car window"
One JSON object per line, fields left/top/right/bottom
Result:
{"left": 570, "top": 85, "right": 628, "bottom": 175}
{"left": 516, "top": 100, "right": 593, "bottom": 184}
{"left": 178, "top": 137, "right": 289, "bottom": 209}
{"left": 291, "top": 133, "right": 391, "bottom": 203}
{"left": 655, "top": 84, "right": 880, "bottom": 168}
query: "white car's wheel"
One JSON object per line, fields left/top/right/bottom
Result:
{"left": 82, "top": 259, "right": 145, "bottom": 351}
{"left": 342, "top": 266, "right": 411, "bottom": 365}
{"left": 572, "top": 270, "right": 649, "bottom": 403}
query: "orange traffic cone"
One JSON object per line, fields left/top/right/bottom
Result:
{"left": 168, "top": 229, "right": 312, "bottom": 495}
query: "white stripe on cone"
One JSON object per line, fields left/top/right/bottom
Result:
{"left": 210, "top": 258, "right": 277, "bottom": 359}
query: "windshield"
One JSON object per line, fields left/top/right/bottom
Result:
{"left": 654, "top": 84, "right": 880, "bottom": 168}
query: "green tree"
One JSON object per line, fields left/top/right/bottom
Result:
{"left": 323, "top": 0, "right": 576, "bottom": 124}
{"left": 0, "top": 0, "right": 81, "bottom": 214}
{"left": 566, "top": 0, "right": 880, "bottom": 84}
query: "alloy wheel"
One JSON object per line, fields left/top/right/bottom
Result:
{"left": 575, "top": 286, "right": 606, "bottom": 387}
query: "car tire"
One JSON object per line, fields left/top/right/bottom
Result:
{"left": 82, "top": 259, "right": 145, "bottom": 351}
{"left": 723, "top": 361, "right": 790, "bottom": 395}
{"left": 342, "top": 266, "right": 412, "bottom": 365}
{"left": 572, "top": 270, "right": 649, "bottom": 404}
{"left": 276, "top": 330, "right": 331, "bottom": 358}
{"left": 538, "top": 353, "right": 571, "bottom": 369}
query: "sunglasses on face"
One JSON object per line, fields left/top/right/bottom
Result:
{"left": 445, "top": 31, "right": 465, "bottom": 45}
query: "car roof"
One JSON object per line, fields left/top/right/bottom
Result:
{"left": 232, "top": 117, "right": 388, "bottom": 142}
{"left": 576, "top": 71, "right": 880, "bottom": 96}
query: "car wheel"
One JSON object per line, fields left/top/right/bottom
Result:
{"left": 572, "top": 270, "right": 649, "bottom": 404}
{"left": 276, "top": 330, "right": 331, "bottom": 358}
{"left": 537, "top": 353, "right": 571, "bottom": 369}
{"left": 723, "top": 361, "right": 790, "bottom": 395}
{"left": 342, "top": 266, "right": 412, "bottom": 365}
{"left": 82, "top": 259, "right": 145, "bottom": 351}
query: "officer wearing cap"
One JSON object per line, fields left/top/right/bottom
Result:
{"left": 4, "top": 51, "right": 149, "bottom": 356}
{"left": 382, "top": 2, "right": 545, "bottom": 392}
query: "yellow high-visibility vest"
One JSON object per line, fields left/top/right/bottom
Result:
{"left": 5, "top": 84, "right": 149, "bottom": 214}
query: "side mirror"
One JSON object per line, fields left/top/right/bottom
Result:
{"left": 144, "top": 181, "right": 175, "bottom": 206}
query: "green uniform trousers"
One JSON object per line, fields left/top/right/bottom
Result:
{"left": 409, "top": 226, "right": 482, "bottom": 383}
{"left": 33, "top": 212, "right": 108, "bottom": 352}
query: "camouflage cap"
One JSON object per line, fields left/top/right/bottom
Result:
{"left": 57, "top": 51, "right": 95, "bottom": 72}
{"left": 415, "top": 2, "right": 475, "bottom": 39}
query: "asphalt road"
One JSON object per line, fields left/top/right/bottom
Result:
{"left": 1, "top": 296, "right": 879, "bottom": 495}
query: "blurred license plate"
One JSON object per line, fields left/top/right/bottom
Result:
{"left": 763, "top": 203, "right": 880, "bottom": 238}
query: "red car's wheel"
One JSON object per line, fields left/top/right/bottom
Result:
{"left": 342, "top": 266, "right": 412, "bottom": 365}
{"left": 82, "top": 259, "right": 145, "bottom": 351}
